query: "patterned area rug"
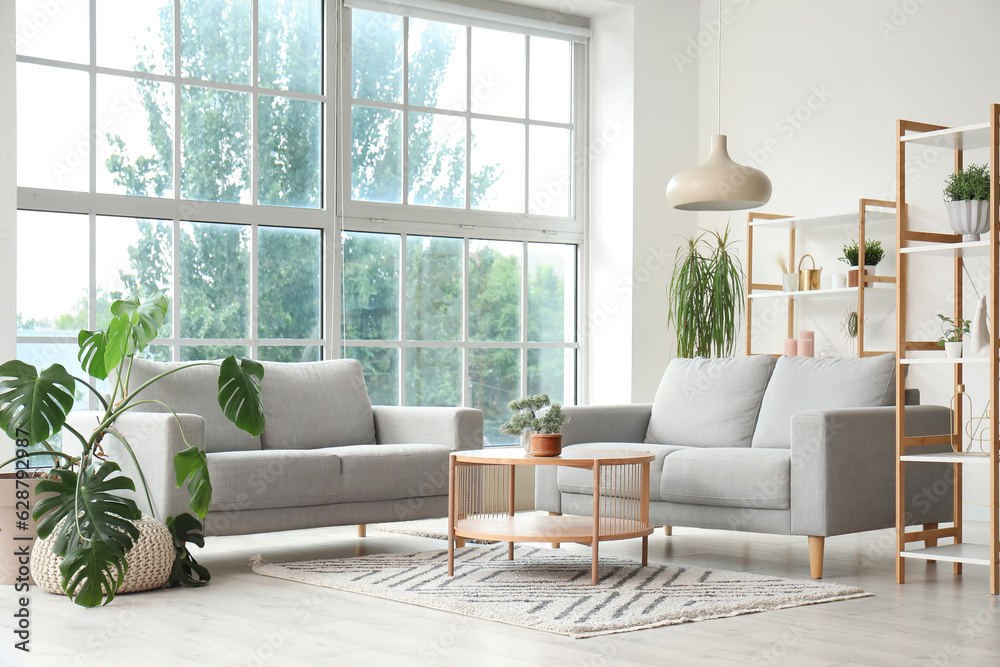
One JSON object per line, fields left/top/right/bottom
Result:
{"left": 371, "top": 517, "right": 498, "bottom": 544}
{"left": 251, "top": 544, "right": 871, "bottom": 638}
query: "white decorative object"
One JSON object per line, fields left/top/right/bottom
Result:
{"left": 944, "top": 341, "right": 963, "bottom": 358}
{"left": 781, "top": 273, "right": 798, "bottom": 291}
{"left": 945, "top": 200, "right": 990, "bottom": 242}
{"left": 970, "top": 295, "right": 990, "bottom": 357}
{"left": 520, "top": 429, "right": 534, "bottom": 455}
{"left": 830, "top": 272, "right": 847, "bottom": 289}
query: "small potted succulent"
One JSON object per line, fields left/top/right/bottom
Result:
{"left": 839, "top": 238, "right": 885, "bottom": 288}
{"left": 943, "top": 163, "right": 991, "bottom": 242}
{"left": 937, "top": 314, "right": 972, "bottom": 358}
{"left": 498, "top": 393, "right": 570, "bottom": 457}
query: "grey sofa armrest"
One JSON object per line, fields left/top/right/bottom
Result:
{"left": 790, "top": 405, "right": 953, "bottom": 537}
{"left": 560, "top": 404, "right": 653, "bottom": 446}
{"left": 65, "top": 410, "right": 205, "bottom": 521}
{"left": 372, "top": 406, "right": 484, "bottom": 451}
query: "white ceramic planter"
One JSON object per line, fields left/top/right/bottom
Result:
{"left": 944, "top": 341, "right": 963, "bottom": 358}
{"left": 945, "top": 200, "right": 990, "bottom": 242}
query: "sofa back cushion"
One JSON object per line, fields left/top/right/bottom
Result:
{"left": 122, "top": 358, "right": 261, "bottom": 453}
{"left": 259, "top": 358, "right": 377, "bottom": 450}
{"left": 751, "top": 354, "right": 896, "bottom": 449}
{"left": 645, "top": 355, "right": 776, "bottom": 448}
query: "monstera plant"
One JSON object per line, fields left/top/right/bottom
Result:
{"left": 0, "top": 291, "right": 266, "bottom": 607}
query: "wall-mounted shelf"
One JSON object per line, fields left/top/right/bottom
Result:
{"left": 895, "top": 106, "right": 1000, "bottom": 594}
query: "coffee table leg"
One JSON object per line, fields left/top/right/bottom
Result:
{"left": 592, "top": 463, "right": 601, "bottom": 585}
{"left": 642, "top": 535, "right": 648, "bottom": 567}
{"left": 448, "top": 455, "right": 456, "bottom": 576}
{"left": 508, "top": 464, "right": 515, "bottom": 560}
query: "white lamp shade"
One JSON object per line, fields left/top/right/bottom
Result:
{"left": 666, "top": 135, "right": 772, "bottom": 211}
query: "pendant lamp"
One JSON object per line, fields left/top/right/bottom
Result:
{"left": 666, "top": 1, "right": 771, "bottom": 211}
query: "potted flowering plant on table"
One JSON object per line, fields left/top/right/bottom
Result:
{"left": 499, "top": 393, "right": 570, "bottom": 457}
{"left": 839, "top": 238, "right": 885, "bottom": 288}
{"left": 0, "top": 291, "right": 266, "bottom": 606}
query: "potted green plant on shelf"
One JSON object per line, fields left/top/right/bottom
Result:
{"left": 839, "top": 238, "right": 885, "bottom": 288}
{"left": 499, "top": 393, "right": 570, "bottom": 457}
{"left": 943, "top": 163, "right": 991, "bottom": 242}
{"left": 668, "top": 224, "right": 744, "bottom": 358}
{"left": 936, "top": 313, "right": 972, "bottom": 359}
{"left": 0, "top": 290, "right": 266, "bottom": 607}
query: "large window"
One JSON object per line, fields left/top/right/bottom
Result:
{"left": 15, "top": 0, "right": 327, "bottom": 379}
{"left": 342, "top": 231, "right": 576, "bottom": 444}
{"left": 14, "top": 1, "right": 587, "bottom": 439}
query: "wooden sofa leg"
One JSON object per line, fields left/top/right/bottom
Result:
{"left": 663, "top": 526, "right": 673, "bottom": 536}
{"left": 357, "top": 524, "right": 366, "bottom": 537}
{"left": 808, "top": 536, "right": 825, "bottom": 579}
{"left": 550, "top": 511, "right": 561, "bottom": 548}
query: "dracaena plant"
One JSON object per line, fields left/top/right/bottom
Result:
{"left": 0, "top": 291, "right": 266, "bottom": 607}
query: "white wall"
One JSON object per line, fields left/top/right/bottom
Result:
{"left": 692, "top": 0, "right": 1000, "bottom": 510}
{"left": 586, "top": 0, "right": 700, "bottom": 404}
{"left": 0, "top": 2, "right": 16, "bottom": 463}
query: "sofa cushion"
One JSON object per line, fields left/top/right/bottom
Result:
{"left": 123, "top": 358, "right": 261, "bottom": 453}
{"left": 660, "top": 448, "right": 790, "bottom": 510}
{"left": 645, "top": 356, "right": 776, "bottom": 448}
{"left": 208, "top": 448, "right": 343, "bottom": 511}
{"left": 751, "top": 354, "right": 895, "bottom": 449}
{"left": 556, "top": 443, "right": 687, "bottom": 502}
{"left": 259, "top": 359, "right": 377, "bottom": 450}
{"left": 337, "top": 444, "right": 450, "bottom": 503}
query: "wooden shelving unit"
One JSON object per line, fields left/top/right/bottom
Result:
{"left": 745, "top": 199, "right": 897, "bottom": 356}
{"left": 894, "top": 105, "right": 1000, "bottom": 595}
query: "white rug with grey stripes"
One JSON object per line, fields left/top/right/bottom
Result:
{"left": 250, "top": 543, "right": 871, "bottom": 638}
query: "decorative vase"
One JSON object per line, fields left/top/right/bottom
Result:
{"left": 970, "top": 295, "right": 990, "bottom": 358}
{"left": 30, "top": 514, "right": 174, "bottom": 596}
{"left": 530, "top": 434, "right": 562, "bottom": 457}
{"left": 848, "top": 265, "right": 876, "bottom": 288}
{"left": 945, "top": 200, "right": 990, "bottom": 242}
{"left": 944, "top": 341, "right": 963, "bottom": 359}
{"left": 520, "top": 429, "right": 534, "bottom": 455}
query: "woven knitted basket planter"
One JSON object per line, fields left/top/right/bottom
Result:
{"left": 30, "top": 514, "right": 174, "bottom": 596}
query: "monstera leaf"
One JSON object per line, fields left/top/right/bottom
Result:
{"left": 174, "top": 447, "right": 212, "bottom": 518}
{"left": 111, "top": 291, "right": 168, "bottom": 351}
{"left": 166, "top": 513, "right": 211, "bottom": 588}
{"left": 59, "top": 540, "right": 130, "bottom": 607}
{"left": 33, "top": 463, "right": 141, "bottom": 558}
{"left": 0, "top": 361, "right": 76, "bottom": 446}
{"left": 217, "top": 356, "right": 265, "bottom": 437}
{"left": 33, "top": 462, "right": 142, "bottom": 607}
{"left": 78, "top": 315, "right": 132, "bottom": 381}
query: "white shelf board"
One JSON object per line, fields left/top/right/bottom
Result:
{"left": 748, "top": 286, "right": 894, "bottom": 300}
{"left": 749, "top": 209, "right": 896, "bottom": 230}
{"left": 900, "top": 357, "right": 989, "bottom": 365}
{"left": 900, "top": 543, "right": 994, "bottom": 566}
{"left": 901, "top": 122, "right": 992, "bottom": 151}
{"left": 900, "top": 452, "right": 992, "bottom": 464}
{"left": 900, "top": 240, "right": 989, "bottom": 258}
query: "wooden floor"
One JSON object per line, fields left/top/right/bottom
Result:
{"left": 2, "top": 522, "right": 999, "bottom": 666}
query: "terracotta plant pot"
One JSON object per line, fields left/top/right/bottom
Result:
{"left": 530, "top": 434, "right": 562, "bottom": 457}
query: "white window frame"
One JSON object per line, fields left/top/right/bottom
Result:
{"left": 15, "top": 0, "right": 339, "bottom": 367}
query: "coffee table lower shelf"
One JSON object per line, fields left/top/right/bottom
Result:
{"left": 455, "top": 515, "right": 652, "bottom": 543}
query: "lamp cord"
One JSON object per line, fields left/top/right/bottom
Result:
{"left": 717, "top": 0, "right": 722, "bottom": 135}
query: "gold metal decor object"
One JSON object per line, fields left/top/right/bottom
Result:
{"left": 797, "top": 254, "right": 821, "bottom": 291}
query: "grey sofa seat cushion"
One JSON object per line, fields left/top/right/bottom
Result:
{"left": 751, "top": 354, "right": 895, "bottom": 449}
{"left": 660, "top": 448, "right": 790, "bottom": 510}
{"left": 123, "top": 358, "right": 262, "bottom": 453}
{"left": 259, "top": 359, "right": 377, "bottom": 450}
{"left": 208, "top": 448, "right": 343, "bottom": 511}
{"left": 337, "top": 444, "right": 451, "bottom": 504}
{"left": 645, "top": 355, "right": 776, "bottom": 448}
{"left": 556, "top": 443, "right": 688, "bottom": 502}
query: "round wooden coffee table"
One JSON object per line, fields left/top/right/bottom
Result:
{"left": 447, "top": 447, "right": 654, "bottom": 585}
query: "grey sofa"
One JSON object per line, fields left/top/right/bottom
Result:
{"left": 535, "top": 354, "right": 953, "bottom": 578}
{"left": 67, "top": 358, "right": 483, "bottom": 537}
